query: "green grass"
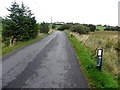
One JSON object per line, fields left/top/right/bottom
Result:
{"left": 1, "top": 34, "right": 48, "bottom": 56}
{"left": 96, "top": 26, "right": 106, "bottom": 31}
{"left": 66, "top": 31, "right": 118, "bottom": 88}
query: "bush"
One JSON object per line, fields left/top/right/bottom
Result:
{"left": 40, "top": 22, "right": 50, "bottom": 33}
{"left": 87, "top": 24, "right": 96, "bottom": 32}
{"left": 52, "top": 23, "right": 56, "bottom": 29}
{"left": 57, "top": 24, "right": 72, "bottom": 30}
{"left": 104, "top": 26, "right": 120, "bottom": 31}
{"left": 83, "top": 24, "right": 96, "bottom": 32}
{"left": 70, "top": 24, "right": 90, "bottom": 34}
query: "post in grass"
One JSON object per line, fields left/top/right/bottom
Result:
{"left": 96, "top": 48, "right": 103, "bottom": 71}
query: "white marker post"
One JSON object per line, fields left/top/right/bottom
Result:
{"left": 97, "top": 48, "right": 103, "bottom": 71}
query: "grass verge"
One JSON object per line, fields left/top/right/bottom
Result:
{"left": 1, "top": 34, "right": 48, "bottom": 56}
{"left": 65, "top": 31, "right": 118, "bottom": 88}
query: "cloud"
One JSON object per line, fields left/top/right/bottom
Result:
{"left": 0, "top": 0, "right": 119, "bottom": 26}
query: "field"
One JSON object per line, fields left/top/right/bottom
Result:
{"left": 96, "top": 26, "right": 106, "bottom": 31}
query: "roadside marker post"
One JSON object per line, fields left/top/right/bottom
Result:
{"left": 96, "top": 48, "right": 103, "bottom": 71}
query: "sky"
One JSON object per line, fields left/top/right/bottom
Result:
{"left": 0, "top": 0, "right": 119, "bottom": 26}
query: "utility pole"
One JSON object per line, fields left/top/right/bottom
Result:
{"left": 51, "top": 17, "right": 52, "bottom": 30}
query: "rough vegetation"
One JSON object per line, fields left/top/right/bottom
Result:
{"left": 66, "top": 31, "right": 119, "bottom": 88}
{"left": 57, "top": 23, "right": 95, "bottom": 34}
{"left": 70, "top": 24, "right": 90, "bottom": 34}
{"left": 40, "top": 22, "right": 50, "bottom": 33}
{"left": 57, "top": 24, "right": 72, "bottom": 30}
{"left": 63, "top": 23, "right": 119, "bottom": 88}
{"left": 70, "top": 31, "right": 119, "bottom": 85}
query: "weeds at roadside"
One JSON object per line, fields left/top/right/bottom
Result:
{"left": 66, "top": 31, "right": 118, "bottom": 88}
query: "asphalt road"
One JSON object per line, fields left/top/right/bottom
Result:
{"left": 2, "top": 31, "right": 89, "bottom": 88}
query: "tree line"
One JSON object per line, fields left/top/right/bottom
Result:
{"left": 57, "top": 23, "right": 120, "bottom": 34}
{"left": 2, "top": 1, "right": 50, "bottom": 47}
{"left": 104, "top": 26, "right": 120, "bottom": 31}
{"left": 57, "top": 23, "right": 96, "bottom": 34}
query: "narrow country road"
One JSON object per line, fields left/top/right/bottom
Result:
{"left": 2, "top": 31, "right": 89, "bottom": 88}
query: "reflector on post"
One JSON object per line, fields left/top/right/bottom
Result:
{"left": 96, "top": 48, "right": 103, "bottom": 71}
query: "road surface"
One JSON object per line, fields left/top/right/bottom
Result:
{"left": 2, "top": 31, "right": 89, "bottom": 88}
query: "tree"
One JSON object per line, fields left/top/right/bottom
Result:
{"left": 83, "top": 24, "right": 96, "bottom": 32}
{"left": 2, "top": 18, "right": 17, "bottom": 46}
{"left": 40, "top": 22, "right": 50, "bottom": 33}
{"left": 2, "top": 1, "right": 38, "bottom": 46}
{"left": 87, "top": 24, "right": 96, "bottom": 32}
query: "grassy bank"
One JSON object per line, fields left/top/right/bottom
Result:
{"left": 1, "top": 34, "right": 48, "bottom": 56}
{"left": 66, "top": 31, "right": 118, "bottom": 88}
{"left": 71, "top": 31, "right": 119, "bottom": 79}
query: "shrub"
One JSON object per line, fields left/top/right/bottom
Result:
{"left": 87, "top": 24, "right": 96, "bottom": 32}
{"left": 40, "top": 22, "right": 50, "bottom": 33}
{"left": 57, "top": 24, "right": 72, "bottom": 30}
{"left": 104, "top": 26, "right": 120, "bottom": 31}
{"left": 52, "top": 23, "right": 56, "bottom": 29}
{"left": 70, "top": 24, "right": 90, "bottom": 34}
